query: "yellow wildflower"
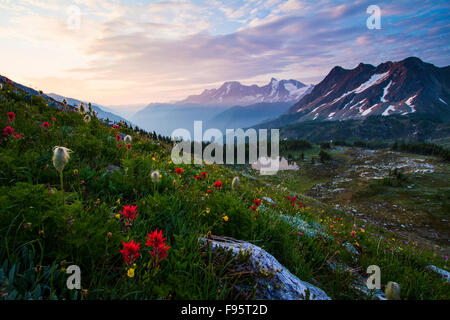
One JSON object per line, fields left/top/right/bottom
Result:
{"left": 223, "top": 216, "right": 229, "bottom": 222}
{"left": 115, "top": 214, "right": 120, "bottom": 219}
{"left": 127, "top": 268, "right": 135, "bottom": 278}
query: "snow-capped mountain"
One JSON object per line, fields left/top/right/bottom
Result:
{"left": 179, "top": 78, "right": 313, "bottom": 106}
{"left": 288, "top": 57, "right": 450, "bottom": 121}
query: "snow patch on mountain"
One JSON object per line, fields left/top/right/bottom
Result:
{"left": 362, "top": 104, "right": 378, "bottom": 116}
{"left": 380, "top": 80, "right": 393, "bottom": 103}
{"left": 354, "top": 71, "right": 390, "bottom": 94}
{"left": 405, "top": 94, "right": 418, "bottom": 113}
{"left": 382, "top": 105, "right": 397, "bottom": 116}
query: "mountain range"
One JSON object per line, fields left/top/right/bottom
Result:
{"left": 3, "top": 56, "right": 449, "bottom": 142}
{"left": 287, "top": 57, "right": 449, "bottom": 122}
{"left": 130, "top": 78, "right": 313, "bottom": 136}
{"left": 179, "top": 78, "right": 313, "bottom": 106}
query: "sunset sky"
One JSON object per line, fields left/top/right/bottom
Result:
{"left": 0, "top": 0, "right": 449, "bottom": 108}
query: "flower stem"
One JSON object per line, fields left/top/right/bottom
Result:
{"left": 60, "top": 170, "right": 64, "bottom": 207}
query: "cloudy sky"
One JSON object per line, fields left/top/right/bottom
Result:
{"left": 0, "top": 0, "right": 449, "bottom": 108}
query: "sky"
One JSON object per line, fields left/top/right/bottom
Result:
{"left": 0, "top": 0, "right": 449, "bottom": 109}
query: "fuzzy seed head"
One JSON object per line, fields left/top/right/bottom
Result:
{"left": 151, "top": 170, "right": 160, "bottom": 183}
{"left": 79, "top": 102, "right": 86, "bottom": 114}
{"left": 232, "top": 176, "right": 240, "bottom": 190}
{"left": 124, "top": 135, "right": 132, "bottom": 143}
{"left": 52, "top": 146, "right": 73, "bottom": 172}
{"left": 385, "top": 281, "right": 401, "bottom": 300}
{"left": 84, "top": 114, "right": 91, "bottom": 123}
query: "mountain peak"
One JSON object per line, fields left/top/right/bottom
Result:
{"left": 288, "top": 57, "right": 449, "bottom": 121}
{"left": 178, "top": 78, "right": 312, "bottom": 106}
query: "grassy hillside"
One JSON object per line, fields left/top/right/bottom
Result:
{"left": 0, "top": 83, "right": 448, "bottom": 300}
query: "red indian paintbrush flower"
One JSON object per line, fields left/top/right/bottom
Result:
{"left": 195, "top": 175, "right": 200, "bottom": 180}
{"left": 41, "top": 121, "right": 50, "bottom": 128}
{"left": 115, "top": 134, "right": 121, "bottom": 141}
{"left": 3, "top": 126, "right": 14, "bottom": 135}
{"left": 7, "top": 112, "right": 15, "bottom": 123}
{"left": 119, "top": 240, "right": 141, "bottom": 266}
{"left": 145, "top": 229, "right": 167, "bottom": 248}
{"left": 120, "top": 205, "right": 138, "bottom": 225}
{"left": 175, "top": 168, "right": 184, "bottom": 175}
{"left": 201, "top": 171, "right": 207, "bottom": 179}
{"left": 126, "top": 143, "right": 132, "bottom": 150}
{"left": 145, "top": 229, "right": 170, "bottom": 265}
{"left": 254, "top": 199, "right": 261, "bottom": 207}
{"left": 214, "top": 181, "right": 223, "bottom": 188}
{"left": 251, "top": 205, "right": 257, "bottom": 211}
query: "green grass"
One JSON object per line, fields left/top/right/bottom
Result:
{"left": 0, "top": 84, "right": 449, "bottom": 300}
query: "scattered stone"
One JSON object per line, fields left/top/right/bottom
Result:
{"left": 106, "top": 165, "right": 122, "bottom": 173}
{"left": 263, "top": 197, "right": 275, "bottom": 204}
{"left": 426, "top": 265, "right": 450, "bottom": 283}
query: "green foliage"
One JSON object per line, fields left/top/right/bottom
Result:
{"left": 392, "top": 141, "right": 450, "bottom": 161}
{"left": 318, "top": 150, "right": 332, "bottom": 162}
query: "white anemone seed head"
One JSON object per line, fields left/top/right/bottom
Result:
{"left": 151, "top": 170, "right": 160, "bottom": 183}
{"left": 84, "top": 114, "right": 91, "bottom": 123}
{"left": 52, "top": 146, "right": 73, "bottom": 172}
{"left": 124, "top": 135, "right": 132, "bottom": 143}
{"left": 232, "top": 176, "right": 240, "bottom": 190}
{"left": 79, "top": 102, "right": 86, "bottom": 114}
{"left": 385, "top": 281, "right": 401, "bottom": 300}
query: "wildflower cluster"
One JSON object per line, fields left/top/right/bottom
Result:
{"left": 145, "top": 229, "right": 171, "bottom": 267}
{"left": 3, "top": 112, "right": 21, "bottom": 139}
{"left": 286, "top": 195, "right": 303, "bottom": 208}
{"left": 120, "top": 229, "right": 171, "bottom": 277}
{"left": 195, "top": 171, "right": 207, "bottom": 180}
{"left": 119, "top": 205, "right": 138, "bottom": 225}
{"left": 251, "top": 198, "right": 261, "bottom": 215}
